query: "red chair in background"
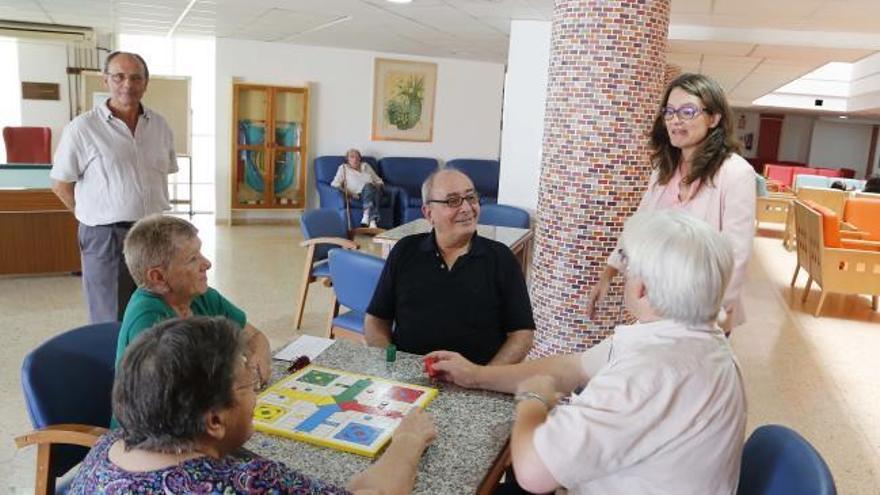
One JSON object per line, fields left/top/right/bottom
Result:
{"left": 3, "top": 126, "right": 52, "bottom": 163}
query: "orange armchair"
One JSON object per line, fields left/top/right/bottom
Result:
{"left": 3, "top": 126, "right": 51, "bottom": 163}
{"left": 843, "top": 197, "right": 880, "bottom": 242}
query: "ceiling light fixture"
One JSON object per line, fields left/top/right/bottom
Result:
{"left": 386, "top": 0, "right": 413, "bottom": 4}
{"left": 167, "top": 0, "right": 199, "bottom": 38}
{"left": 298, "top": 16, "right": 353, "bottom": 35}
{"left": 838, "top": 115, "right": 848, "bottom": 119}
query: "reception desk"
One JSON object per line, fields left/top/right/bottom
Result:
{"left": 0, "top": 165, "right": 80, "bottom": 275}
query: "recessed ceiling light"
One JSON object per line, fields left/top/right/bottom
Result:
{"left": 839, "top": 115, "right": 849, "bottom": 119}
{"left": 387, "top": 0, "right": 413, "bottom": 3}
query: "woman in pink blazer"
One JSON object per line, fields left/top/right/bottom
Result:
{"left": 587, "top": 73, "right": 756, "bottom": 334}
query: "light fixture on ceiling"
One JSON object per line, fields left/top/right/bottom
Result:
{"left": 167, "top": 0, "right": 199, "bottom": 38}
{"left": 386, "top": 0, "right": 413, "bottom": 3}
{"left": 839, "top": 115, "right": 849, "bottom": 119}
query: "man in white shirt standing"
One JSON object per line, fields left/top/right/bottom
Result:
{"left": 51, "top": 51, "right": 176, "bottom": 324}
{"left": 428, "top": 210, "right": 747, "bottom": 495}
{"left": 330, "top": 148, "right": 384, "bottom": 228}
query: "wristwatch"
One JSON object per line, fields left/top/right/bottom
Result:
{"left": 514, "top": 391, "right": 552, "bottom": 410}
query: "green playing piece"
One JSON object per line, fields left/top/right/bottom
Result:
{"left": 385, "top": 344, "right": 397, "bottom": 363}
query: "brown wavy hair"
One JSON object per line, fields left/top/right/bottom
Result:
{"left": 650, "top": 73, "right": 741, "bottom": 189}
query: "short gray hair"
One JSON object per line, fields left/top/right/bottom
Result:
{"left": 103, "top": 51, "right": 150, "bottom": 80}
{"left": 114, "top": 317, "right": 246, "bottom": 453}
{"left": 124, "top": 214, "right": 199, "bottom": 287}
{"left": 621, "top": 210, "right": 733, "bottom": 325}
{"left": 421, "top": 168, "right": 471, "bottom": 204}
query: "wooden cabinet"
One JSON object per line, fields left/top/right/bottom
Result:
{"left": 231, "top": 83, "right": 309, "bottom": 209}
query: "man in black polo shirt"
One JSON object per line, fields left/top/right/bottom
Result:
{"left": 365, "top": 168, "right": 534, "bottom": 365}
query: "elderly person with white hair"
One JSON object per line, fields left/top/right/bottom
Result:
{"left": 426, "top": 210, "right": 747, "bottom": 495}
{"left": 116, "top": 214, "right": 271, "bottom": 385}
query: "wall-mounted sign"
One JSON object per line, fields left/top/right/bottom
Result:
{"left": 21, "top": 82, "right": 60, "bottom": 100}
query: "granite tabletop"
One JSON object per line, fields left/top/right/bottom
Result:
{"left": 246, "top": 339, "right": 514, "bottom": 494}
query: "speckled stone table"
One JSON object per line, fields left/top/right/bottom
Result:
{"left": 246, "top": 339, "right": 514, "bottom": 494}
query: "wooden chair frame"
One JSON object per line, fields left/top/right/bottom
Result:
{"left": 790, "top": 200, "right": 880, "bottom": 316}
{"left": 783, "top": 187, "right": 849, "bottom": 250}
{"left": 14, "top": 424, "right": 108, "bottom": 495}
{"left": 756, "top": 193, "right": 794, "bottom": 229}
{"left": 294, "top": 236, "right": 358, "bottom": 331}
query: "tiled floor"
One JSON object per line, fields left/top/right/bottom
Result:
{"left": 1, "top": 217, "right": 878, "bottom": 493}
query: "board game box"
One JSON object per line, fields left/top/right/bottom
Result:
{"left": 253, "top": 365, "right": 438, "bottom": 457}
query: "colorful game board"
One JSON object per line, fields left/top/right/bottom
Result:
{"left": 253, "top": 365, "right": 437, "bottom": 457}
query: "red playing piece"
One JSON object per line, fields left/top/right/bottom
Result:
{"left": 424, "top": 356, "right": 439, "bottom": 378}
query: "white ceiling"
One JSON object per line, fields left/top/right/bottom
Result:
{"left": 4, "top": 0, "right": 880, "bottom": 112}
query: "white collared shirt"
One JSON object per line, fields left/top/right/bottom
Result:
{"left": 51, "top": 101, "right": 177, "bottom": 226}
{"left": 330, "top": 163, "right": 383, "bottom": 196}
{"left": 534, "top": 319, "right": 747, "bottom": 495}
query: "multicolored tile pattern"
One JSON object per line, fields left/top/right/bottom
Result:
{"left": 530, "top": 0, "right": 671, "bottom": 357}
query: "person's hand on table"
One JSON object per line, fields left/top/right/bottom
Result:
{"left": 424, "top": 350, "right": 480, "bottom": 388}
{"left": 516, "top": 375, "right": 560, "bottom": 409}
{"left": 393, "top": 408, "right": 436, "bottom": 448}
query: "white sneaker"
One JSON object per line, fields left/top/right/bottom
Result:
{"left": 360, "top": 211, "right": 369, "bottom": 227}
{"left": 369, "top": 220, "right": 378, "bottom": 229}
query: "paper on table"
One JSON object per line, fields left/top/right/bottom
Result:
{"left": 274, "top": 335, "right": 335, "bottom": 362}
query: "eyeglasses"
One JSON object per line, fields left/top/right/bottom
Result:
{"left": 662, "top": 104, "right": 706, "bottom": 121}
{"left": 107, "top": 72, "right": 146, "bottom": 84}
{"left": 426, "top": 192, "right": 480, "bottom": 208}
{"left": 235, "top": 365, "right": 263, "bottom": 393}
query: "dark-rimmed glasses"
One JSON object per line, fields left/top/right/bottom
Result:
{"left": 662, "top": 104, "right": 706, "bottom": 121}
{"left": 426, "top": 192, "right": 480, "bottom": 208}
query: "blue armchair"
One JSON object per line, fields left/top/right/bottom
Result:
{"left": 379, "top": 157, "right": 439, "bottom": 223}
{"left": 446, "top": 159, "right": 500, "bottom": 204}
{"left": 16, "top": 322, "right": 120, "bottom": 494}
{"left": 738, "top": 424, "right": 836, "bottom": 495}
{"left": 313, "top": 156, "right": 396, "bottom": 228}
{"left": 328, "top": 249, "right": 386, "bottom": 343}
{"left": 479, "top": 203, "right": 530, "bottom": 229}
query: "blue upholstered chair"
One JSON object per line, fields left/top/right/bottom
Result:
{"left": 738, "top": 425, "right": 836, "bottom": 495}
{"left": 16, "top": 322, "right": 120, "bottom": 494}
{"left": 793, "top": 174, "right": 832, "bottom": 191}
{"left": 327, "top": 249, "right": 386, "bottom": 343}
{"left": 446, "top": 159, "right": 500, "bottom": 204}
{"left": 295, "top": 209, "right": 359, "bottom": 330}
{"left": 313, "top": 156, "right": 397, "bottom": 228}
{"left": 479, "top": 203, "right": 530, "bottom": 229}
{"left": 378, "top": 157, "right": 439, "bottom": 224}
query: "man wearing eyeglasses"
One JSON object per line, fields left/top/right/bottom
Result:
{"left": 51, "top": 51, "right": 176, "bottom": 324}
{"left": 365, "top": 168, "right": 534, "bottom": 365}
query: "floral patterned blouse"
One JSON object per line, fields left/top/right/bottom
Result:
{"left": 68, "top": 430, "right": 353, "bottom": 494}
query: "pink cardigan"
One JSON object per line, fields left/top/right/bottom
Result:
{"left": 608, "top": 153, "right": 756, "bottom": 325}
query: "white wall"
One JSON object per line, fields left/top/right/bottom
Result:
{"left": 0, "top": 38, "right": 21, "bottom": 163}
{"left": 16, "top": 40, "right": 71, "bottom": 155}
{"left": 778, "top": 114, "right": 814, "bottom": 163}
{"left": 497, "top": 20, "right": 551, "bottom": 213}
{"left": 809, "top": 119, "right": 873, "bottom": 176}
{"left": 215, "top": 38, "right": 505, "bottom": 221}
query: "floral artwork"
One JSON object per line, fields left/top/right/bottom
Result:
{"left": 372, "top": 58, "right": 437, "bottom": 142}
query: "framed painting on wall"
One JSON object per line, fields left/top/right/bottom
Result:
{"left": 372, "top": 58, "right": 437, "bottom": 142}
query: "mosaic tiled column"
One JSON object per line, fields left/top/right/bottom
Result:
{"left": 665, "top": 63, "right": 683, "bottom": 86}
{"left": 530, "top": 0, "right": 670, "bottom": 357}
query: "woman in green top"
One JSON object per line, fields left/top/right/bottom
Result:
{"left": 117, "top": 214, "right": 272, "bottom": 385}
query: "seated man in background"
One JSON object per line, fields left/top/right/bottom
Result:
{"left": 116, "top": 214, "right": 271, "bottom": 384}
{"left": 331, "top": 148, "right": 384, "bottom": 228}
{"left": 70, "top": 316, "right": 435, "bottom": 494}
{"left": 428, "top": 210, "right": 747, "bottom": 494}
{"left": 364, "top": 168, "right": 534, "bottom": 365}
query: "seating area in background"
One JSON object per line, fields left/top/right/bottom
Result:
{"left": 763, "top": 163, "right": 857, "bottom": 193}
{"left": 738, "top": 424, "right": 836, "bottom": 495}
{"left": 294, "top": 209, "right": 359, "bottom": 330}
{"left": 15, "top": 322, "right": 120, "bottom": 494}
{"left": 314, "top": 156, "right": 502, "bottom": 226}
{"left": 327, "top": 249, "right": 386, "bottom": 343}
{"left": 478, "top": 203, "right": 530, "bottom": 229}
{"left": 3, "top": 126, "right": 52, "bottom": 164}
{"left": 790, "top": 200, "right": 880, "bottom": 317}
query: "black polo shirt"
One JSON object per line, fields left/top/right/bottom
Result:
{"left": 367, "top": 231, "right": 535, "bottom": 365}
